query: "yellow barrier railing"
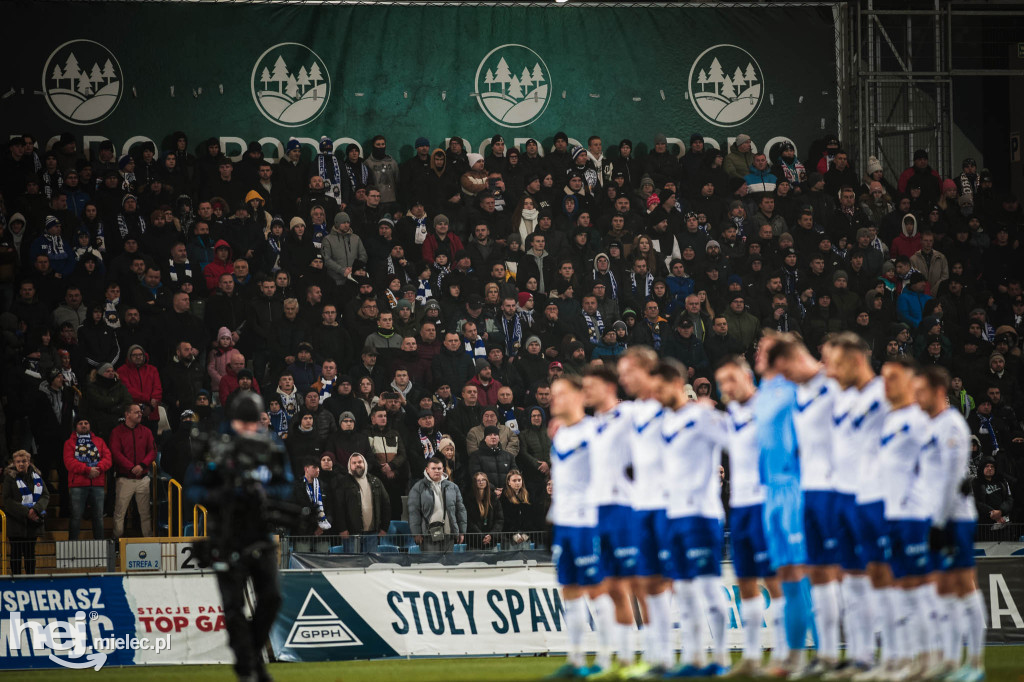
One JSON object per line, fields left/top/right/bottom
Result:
{"left": 167, "top": 479, "right": 182, "bottom": 538}
{"left": 193, "top": 504, "right": 208, "bottom": 538}
{"left": 0, "top": 510, "right": 7, "bottom": 575}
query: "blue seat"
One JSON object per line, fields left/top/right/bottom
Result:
{"left": 389, "top": 520, "right": 412, "bottom": 535}
{"left": 408, "top": 545, "right": 422, "bottom": 554}
{"left": 453, "top": 543, "right": 467, "bottom": 553}
{"left": 378, "top": 544, "right": 400, "bottom": 554}
{"left": 329, "top": 545, "right": 348, "bottom": 554}
{"left": 182, "top": 523, "right": 194, "bottom": 537}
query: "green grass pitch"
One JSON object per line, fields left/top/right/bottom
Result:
{"left": 10, "top": 647, "right": 1024, "bottom": 682}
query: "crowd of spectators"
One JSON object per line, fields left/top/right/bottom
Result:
{"left": 1, "top": 127, "right": 1022, "bottom": 554}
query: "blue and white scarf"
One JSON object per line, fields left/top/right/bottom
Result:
{"left": 416, "top": 278, "right": 433, "bottom": 305}
{"left": 583, "top": 311, "right": 604, "bottom": 344}
{"left": 15, "top": 471, "right": 44, "bottom": 507}
{"left": 305, "top": 478, "right": 331, "bottom": 530}
{"left": 464, "top": 337, "right": 487, "bottom": 360}
{"left": 73, "top": 433, "right": 101, "bottom": 466}
{"left": 500, "top": 314, "right": 522, "bottom": 357}
{"left": 630, "top": 271, "right": 653, "bottom": 298}
{"left": 317, "top": 153, "right": 342, "bottom": 201}
{"left": 311, "top": 223, "right": 329, "bottom": 250}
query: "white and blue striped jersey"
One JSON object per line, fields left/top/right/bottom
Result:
{"left": 930, "top": 408, "right": 977, "bottom": 525}
{"left": 725, "top": 396, "right": 765, "bottom": 508}
{"left": 589, "top": 405, "right": 634, "bottom": 509}
{"left": 793, "top": 371, "right": 839, "bottom": 492}
{"left": 878, "top": 404, "right": 933, "bottom": 521}
{"left": 629, "top": 398, "right": 670, "bottom": 512}
{"left": 661, "top": 402, "right": 728, "bottom": 521}
{"left": 831, "top": 386, "right": 859, "bottom": 496}
{"left": 850, "top": 377, "right": 890, "bottom": 505}
{"left": 549, "top": 416, "right": 597, "bottom": 528}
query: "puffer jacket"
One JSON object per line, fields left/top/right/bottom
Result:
{"left": 202, "top": 240, "right": 234, "bottom": 292}
{"left": 469, "top": 444, "right": 516, "bottom": 491}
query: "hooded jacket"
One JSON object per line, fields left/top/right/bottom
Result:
{"left": 117, "top": 346, "right": 163, "bottom": 421}
{"left": 407, "top": 470, "right": 467, "bottom": 536}
{"left": 202, "top": 239, "right": 235, "bottom": 292}
{"left": 724, "top": 142, "right": 755, "bottom": 180}
{"left": 890, "top": 213, "right": 923, "bottom": 260}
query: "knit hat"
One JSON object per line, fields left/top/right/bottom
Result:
{"left": 833, "top": 270, "right": 849, "bottom": 283}
{"left": 942, "top": 178, "right": 957, "bottom": 192}
{"left": 525, "top": 335, "right": 542, "bottom": 348}
{"left": 640, "top": 175, "right": 655, "bottom": 188}
{"left": 127, "top": 344, "right": 145, "bottom": 358}
{"left": 866, "top": 156, "right": 883, "bottom": 175}
{"left": 433, "top": 214, "right": 449, "bottom": 226}
{"left": 554, "top": 131, "right": 569, "bottom": 143}
{"left": 507, "top": 231, "right": 522, "bottom": 245}
{"left": 484, "top": 425, "right": 501, "bottom": 437}
{"left": 690, "top": 133, "right": 704, "bottom": 143}
{"left": 218, "top": 327, "right": 232, "bottom": 340}
{"left": 653, "top": 133, "right": 668, "bottom": 145}
{"left": 612, "top": 320, "right": 627, "bottom": 332}
{"left": 97, "top": 362, "right": 114, "bottom": 375}
{"left": 334, "top": 212, "right": 351, "bottom": 226}
{"left": 913, "top": 149, "right": 928, "bottom": 160}
{"left": 571, "top": 145, "right": 586, "bottom": 161}
{"left": 467, "top": 153, "right": 484, "bottom": 168}
{"left": 438, "top": 437, "right": 455, "bottom": 452}
{"left": 319, "top": 136, "right": 333, "bottom": 152}
{"left": 44, "top": 215, "right": 60, "bottom": 230}
{"left": 705, "top": 240, "right": 721, "bottom": 251}
{"left": 735, "top": 133, "right": 752, "bottom": 146}
{"left": 339, "top": 411, "right": 356, "bottom": 423}
{"left": 118, "top": 154, "right": 133, "bottom": 169}
{"left": 415, "top": 136, "right": 430, "bottom": 149}
{"left": 286, "top": 138, "right": 301, "bottom": 152}
{"left": 517, "top": 292, "right": 532, "bottom": 307}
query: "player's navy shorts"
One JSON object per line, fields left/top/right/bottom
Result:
{"left": 763, "top": 481, "right": 808, "bottom": 570}
{"left": 932, "top": 520, "right": 977, "bottom": 571}
{"left": 888, "top": 519, "right": 932, "bottom": 579}
{"left": 633, "top": 508, "right": 670, "bottom": 577}
{"left": 835, "top": 492, "right": 866, "bottom": 571}
{"left": 804, "top": 490, "right": 839, "bottom": 566}
{"left": 666, "top": 515, "right": 723, "bottom": 580}
{"left": 597, "top": 504, "right": 639, "bottom": 578}
{"left": 730, "top": 503, "right": 772, "bottom": 579}
{"left": 856, "top": 500, "right": 891, "bottom": 564}
{"left": 552, "top": 524, "right": 604, "bottom": 587}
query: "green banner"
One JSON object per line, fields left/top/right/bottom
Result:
{"left": 0, "top": 2, "right": 839, "bottom": 162}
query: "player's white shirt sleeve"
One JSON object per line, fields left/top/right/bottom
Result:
{"left": 831, "top": 387, "right": 859, "bottom": 495}
{"left": 661, "top": 403, "right": 725, "bottom": 520}
{"left": 793, "top": 372, "right": 838, "bottom": 492}
{"left": 589, "top": 403, "right": 635, "bottom": 508}
{"left": 630, "top": 398, "right": 670, "bottom": 511}
{"left": 725, "top": 397, "right": 765, "bottom": 508}
{"left": 879, "top": 404, "right": 933, "bottom": 521}
{"left": 852, "top": 377, "right": 891, "bottom": 505}
{"left": 931, "top": 409, "right": 978, "bottom": 525}
{"left": 549, "top": 416, "right": 598, "bottom": 528}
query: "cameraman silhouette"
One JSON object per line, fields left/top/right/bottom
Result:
{"left": 187, "top": 391, "right": 297, "bottom": 682}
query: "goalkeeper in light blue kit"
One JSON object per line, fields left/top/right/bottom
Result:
{"left": 756, "top": 334, "right": 815, "bottom": 675}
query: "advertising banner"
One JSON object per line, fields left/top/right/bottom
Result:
{"left": 0, "top": 2, "right": 840, "bottom": 161}
{"left": 0, "top": 574, "right": 230, "bottom": 670}
{"left": 977, "top": 557, "right": 1024, "bottom": 645}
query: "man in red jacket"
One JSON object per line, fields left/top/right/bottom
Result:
{"left": 109, "top": 404, "right": 157, "bottom": 538}
{"left": 62, "top": 418, "right": 113, "bottom": 540}
{"left": 118, "top": 344, "right": 163, "bottom": 432}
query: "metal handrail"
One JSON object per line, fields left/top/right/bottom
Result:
{"left": 193, "top": 504, "right": 208, "bottom": 538}
{"left": 167, "top": 479, "right": 182, "bottom": 538}
{"left": 0, "top": 510, "right": 7, "bottom": 575}
{"left": 150, "top": 461, "right": 159, "bottom": 536}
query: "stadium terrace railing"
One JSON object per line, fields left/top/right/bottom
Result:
{"left": 283, "top": 530, "right": 553, "bottom": 557}
{"left": 167, "top": 478, "right": 183, "bottom": 538}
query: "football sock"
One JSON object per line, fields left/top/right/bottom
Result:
{"left": 811, "top": 582, "right": 840, "bottom": 661}
{"left": 740, "top": 596, "right": 764, "bottom": 661}
{"left": 770, "top": 595, "right": 790, "bottom": 662}
{"left": 674, "top": 580, "right": 702, "bottom": 667}
{"left": 592, "top": 593, "right": 616, "bottom": 670}
{"left": 698, "top": 575, "right": 730, "bottom": 666}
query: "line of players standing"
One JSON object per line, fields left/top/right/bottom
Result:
{"left": 545, "top": 333, "right": 986, "bottom": 682}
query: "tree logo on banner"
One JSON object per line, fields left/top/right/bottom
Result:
{"left": 474, "top": 44, "right": 551, "bottom": 129}
{"left": 42, "top": 40, "right": 123, "bottom": 125}
{"left": 688, "top": 44, "right": 764, "bottom": 127}
{"left": 251, "top": 43, "right": 331, "bottom": 127}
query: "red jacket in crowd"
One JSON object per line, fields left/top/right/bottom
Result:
{"left": 63, "top": 433, "right": 112, "bottom": 488}
{"left": 108, "top": 422, "right": 157, "bottom": 479}
{"left": 203, "top": 239, "right": 234, "bottom": 292}
{"left": 118, "top": 354, "right": 163, "bottom": 422}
